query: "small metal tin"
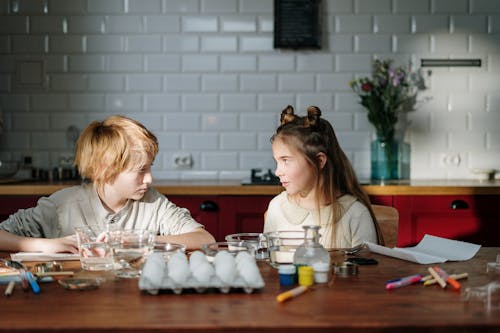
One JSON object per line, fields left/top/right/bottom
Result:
{"left": 34, "top": 261, "right": 63, "bottom": 274}
{"left": 334, "top": 262, "right": 359, "bottom": 276}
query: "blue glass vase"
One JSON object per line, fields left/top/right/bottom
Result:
{"left": 371, "top": 138, "right": 410, "bottom": 180}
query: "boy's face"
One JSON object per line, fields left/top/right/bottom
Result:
{"left": 110, "top": 164, "right": 153, "bottom": 201}
{"left": 272, "top": 138, "right": 316, "bottom": 198}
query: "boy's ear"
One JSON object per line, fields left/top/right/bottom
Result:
{"left": 316, "top": 152, "right": 327, "bottom": 169}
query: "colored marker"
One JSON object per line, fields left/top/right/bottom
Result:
{"left": 433, "top": 267, "right": 461, "bottom": 290}
{"left": 25, "top": 271, "right": 40, "bottom": 294}
{"left": 276, "top": 285, "right": 309, "bottom": 303}
{"left": 385, "top": 274, "right": 422, "bottom": 290}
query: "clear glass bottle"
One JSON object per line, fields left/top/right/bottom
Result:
{"left": 293, "top": 225, "right": 331, "bottom": 269}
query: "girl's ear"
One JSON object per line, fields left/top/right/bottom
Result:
{"left": 316, "top": 152, "right": 327, "bottom": 169}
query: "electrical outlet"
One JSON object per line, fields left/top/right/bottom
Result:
{"left": 173, "top": 153, "right": 193, "bottom": 169}
{"left": 440, "top": 153, "right": 461, "bottom": 168}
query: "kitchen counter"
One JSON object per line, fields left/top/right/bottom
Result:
{"left": 0, "top": 179, "right": 499, "bottom": 196}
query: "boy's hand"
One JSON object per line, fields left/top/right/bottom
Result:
{"left": 36, "top": 235, "right": 79, "bottom": 254}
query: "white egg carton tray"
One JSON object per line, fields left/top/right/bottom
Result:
{"left": 138, "top": 252, "right": 265, "bottom": 295}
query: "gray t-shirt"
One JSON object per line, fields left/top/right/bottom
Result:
{"left": 0, "top": 183, "right": 203, "bottom": 238}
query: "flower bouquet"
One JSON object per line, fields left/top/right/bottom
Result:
{"left": 350, "top": 59, "right": 426, "bottom": 180}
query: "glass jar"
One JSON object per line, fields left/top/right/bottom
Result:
{"left": 293, "top": 225, "right": 331, "bottom": 271}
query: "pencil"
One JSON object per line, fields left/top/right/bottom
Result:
{"left": 427, "top": 267, "right": 446, "bottom": 288}
{"left": 423, "top": 272, "right": 468, "bottom": 286}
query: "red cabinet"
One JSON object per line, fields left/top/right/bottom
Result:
{"left": 166, "top": 195, "right": 219, "bottom": 240}
{"left": 369, "top": 195, "right": 393, "bottom": 206}
{"left": 394, "top": 195, "right": 500, "bottom": 247}
{"left": 370, "top": 195, "right": 500, "bottom": 247}
{"left": 0, "top": 195, "right": 40, "bottom": 222}
{"left": 218, "top": 196, "right": 273, "bottom": 238}
{"left": 169, "top": 195, "right": 273, "bottom": 241}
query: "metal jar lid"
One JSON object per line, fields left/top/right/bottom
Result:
{"left": 334, "top": 261, "right": 359, "bottom": 276}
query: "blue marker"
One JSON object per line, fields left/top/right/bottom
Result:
{"left": 25, "top": 271, "right": 40, "bottom": 294}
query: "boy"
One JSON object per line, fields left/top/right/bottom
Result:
{"left": 0, "top": 115, "right": 215, "bottom": 252}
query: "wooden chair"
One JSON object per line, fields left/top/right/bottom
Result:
{"left": 372, "top": 205, "right": 399, "bottom": 248}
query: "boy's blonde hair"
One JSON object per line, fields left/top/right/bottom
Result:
{"left": 74, "top": 115, "right": 159, "bottom": 187}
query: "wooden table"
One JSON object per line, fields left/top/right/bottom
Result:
{"left": 1, "top": 248, "right": 499, "bottom": 332}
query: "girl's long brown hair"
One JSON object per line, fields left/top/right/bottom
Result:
{"left": 272, "top": 105, "right": 384, "bottom": 245}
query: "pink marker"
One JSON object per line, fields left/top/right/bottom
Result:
{"left": 385, "top": 274, "right": 422, "bottom": 290}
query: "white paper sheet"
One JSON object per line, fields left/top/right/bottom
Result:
{"left": 365, "top": 234, "right": 481, "bottom": 264}
{"left": 10, "top": 252, "right": 80, "bottom": 262}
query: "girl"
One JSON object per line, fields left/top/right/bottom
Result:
{"left": 0, "top": 115, "right": 215, "bottom": 253}
{"left": 264, "top": 105, "right": 383, "bottom": 248}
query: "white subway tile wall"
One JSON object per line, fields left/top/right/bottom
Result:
{"left": 0, "top": 0, "right": 499, "bottom": 180}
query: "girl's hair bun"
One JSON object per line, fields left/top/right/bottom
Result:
{"left": 280, "top": 105, "right": 296, "bottom": 125}
{"left": 306, "top": 106, "right": 321, "bottom": 128}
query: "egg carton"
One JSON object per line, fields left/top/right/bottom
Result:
{"left": 138, "top": 252, "right": 265, "bottom": 295}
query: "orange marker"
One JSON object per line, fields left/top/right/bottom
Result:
{"left": 433, "top": 266, "right": 461, "bottom": 290}
{"left": 276, "top": 285, "right": 309, "bottom": 303}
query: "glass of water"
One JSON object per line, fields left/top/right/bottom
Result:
{"left": 112, "top": 229, "right": 155, "bottom": 278}
{"left": 75, "top": 224, "right": 115, "bottom": 271}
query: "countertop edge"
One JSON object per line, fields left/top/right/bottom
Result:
{"left": 0, "top": 180, "right": 500, "bottom": 196}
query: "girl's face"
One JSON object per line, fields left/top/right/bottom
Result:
{"left": 272, "top": 138, "right": 317, "bottom": 200}
{"left": 109, "top": 164, "right": 153, "bottom": 202}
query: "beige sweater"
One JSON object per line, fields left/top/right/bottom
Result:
{"left": 264, "top": 191, "right": 377, "bottom": 248}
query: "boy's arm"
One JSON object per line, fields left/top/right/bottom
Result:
{"left": 155, "top": 227, "right": 215, "bottom": 251}
{"left": 0, "top": 230, "right": 78, "bottom": 253}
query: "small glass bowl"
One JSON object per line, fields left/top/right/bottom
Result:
{"left": 264, "top": 230, "right": 306, "bottom": 268}
{"left": 225, "top": 233, "right": 268, "bottom": 260}
{"left": 201, "top": 241, "right": 253, "bottom": 261}
{"left": 153, "top": 242, "right": 186, "bottom": 261}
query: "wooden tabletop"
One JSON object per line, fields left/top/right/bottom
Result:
{"left": 0, "top": 179, "right": 500, "bottom": 196}
{"left": 1, "top": 247, "right": 499, "bottom": 332}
